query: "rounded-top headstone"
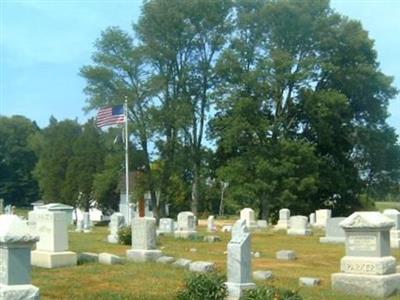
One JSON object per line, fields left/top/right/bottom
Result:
{"left": 340, "top": 212, "right": 394, "bottom": 230}
{"left": 0, "top": 215, "right": 38, "bottom": 243}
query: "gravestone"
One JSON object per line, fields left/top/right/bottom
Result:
{"left": 240, "top": 208, "right": 257, "bottom": 231}
{"left": 331, "top": 212, "right": 400, "bottom": 298}
{"left": 126, "top": 217, "right": 162, "bottom": 262}
{"left": 225, "top": 219, "right": 255, "bottom": 300}
{"left": 274, "top": 208, "right": 290, "bottom": 230}
{"left": 75, "top": 219, "right": 84, "bottom": 232}
{"left": 0, "top": 215, "right": 40, "bottom": 299}
{"left": 4, "top": 205, "right": 12, "bottom": 215}
{"left": 174, "top": 211, "right": 197, "bottom": 239}
{"left": 207, "top": 215, "right": 217, "bottom": 232}
{"left": 83, "top": 212, "right": 92, "bottom": 233}
{"left": 320, "top": 217, "right": 346, "bottom": 243}
{"left": 37, "top": 203, "right": 74, "bottom": 225}
{"left": 309, "top": 213, "right": 316, "bottom": 225}
{"left": 27, "top": 211, "right": 39, "bottom": 237}
{"left": 383, "top": 209, "right": 400, "bottom": 248}
{"left": 256, "top": 220, "right": 268, "bottom": 230}
{"left": 287, "top": 216, "right": 312, "bottom": 236}
{"left": 157, "top": 218, "right": 175, "bottom": 235}
{"left": 107, "top": 213, "right": 125, "bottom": 244}
{"left": 31, "top": 211, "right": 77, "bottom": 268}
{"left": 0, "top": 198, "right": 4, "bottom": 214}
{"left": 315, "top": 209, "right": 331, "bottom": 228}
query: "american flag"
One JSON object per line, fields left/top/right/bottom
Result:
{"left": 96, "top": 105, "right": 125, "bottom": 127}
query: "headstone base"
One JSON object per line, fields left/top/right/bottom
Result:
{"left": 287, "top": 229, "right": 312, "bottom": 236}
{"left": 332, "top": 272, "right": 400, "bottom": 298}
{"left": 225, "top": 282, "right": 256, "bottom": 300}
{"left": 0, "top": 284, "right": 40, "bottom": 300}
{"left": 107, "top": 234, "right": 119, "bottom": 244}
{"left": 340, "top": 256, "right": 397, "bottom": 275}
{"left": 126, "top": 249, "right": 162, "bottom": 262}
{"left": 31, "top": 250, "right": 77, "bottom": 268}
{"left": 274, "top": 220, "right": 288, "bottom": 231}
{"left": 319, "top": 237, "right": 345, "bottom": 244}
{"left": 174, "top": 230, "right": 197, "bottom": 239}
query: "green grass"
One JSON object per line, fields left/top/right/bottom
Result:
{"left": 27, "top": 224, "right": 400, "bottom": 300}
{"left": 375, "top": 201, "right": 400, "bottom": 212}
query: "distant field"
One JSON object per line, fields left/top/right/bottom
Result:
{"left": 375, "top": 201, "right": 400, "bottom": 212}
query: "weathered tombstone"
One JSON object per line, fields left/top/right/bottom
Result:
{"left": 225, "top": 219, "right": 255, "bottom": 299}
{"left": 315, "top": 209, "right": 331, "bottom": 228}
{"left": 157, "top": 218, "right": 175, "bottom": 235}
{"left": 383, "top": 209, "right": 400, "bottom": 248}
{"left": 256, "top": 220, "right": 268, "bottom": 230}
{"left": 37, "top": 203, "right": 74, "bottom": 225}
{"left": 0, "top": 215, "right": 40, "bottom": 299}
{"left": 207, "top": 215, "right": 217, "bottom": 232}
{"left": 126, "top": 217, "right": 162, "bottom": 262}
{"left": 107, "top": 213, "right": 125, "bottom": 244}
{"left": 31, "top": 211, "right": 77, "bottom": 268}
{"left": 274, "top": 208, "right": 290, "bottom": 230}
{"left": 75, "top": 219, "right": 84, "bottom": 232}
{"left": 240, "top": 208, "right": 257, "bottom": 231}
{"left": 27, "top": 210, "right": 39, "bottom": 237}
{"left": 287, "top": 216, "right": 312, "bottom": 236}
{"left": 174, "top": 211, "right": 197, "bottom": 239}
{"left": 0, "top": 198, "right": 4, "bottom": 214}
{"left": 320, "top": 217, "right": 346, "bottom": 243}
{"left": 331, "top": 212, "right": 400, "bottom": 298}
{"left": 4, "top": 205, "right": 12, "bottom": 215}
{"left": 309, "top": 213, "right": 316, "bottom": 225}
{"left": 83, "top": 212, "right": 92, "bottom": 233}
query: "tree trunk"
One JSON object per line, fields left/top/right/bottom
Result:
{"left": 191, "top": 163, "right": 200, "bottom": 216}
{"left": 260, "top": 193, "right": 269, "bottom": 220}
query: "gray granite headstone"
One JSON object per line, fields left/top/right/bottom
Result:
{"left": 274, "top": 208, "right": 290, "bottom": 230}
{"left": 107, "top": 213, "right": 125, "bottom": 243}
{"left": 383, "top": 209, "right": 400, "bottom": 248}
{"left": 158, "top": 218, "right": 175, "bottom": 235}
{"left": 174, "top": 211, "right": 197, "bottom": 239}
{"left": 207, "top": 215, "right": 217, "bottom": 232}
{"left": 287, "top": 215, "right": 312, "bottom": 236}
{"left": 331, "top": 211, "right": 400, "bottom": 298}
{"left": 320, "top": 217, "right": 346, "bottom": 243}
{"left": 225, "top": 219, "right": 255, "bottom": 299}
{"left": 83, "top": 212, "right": 92, "bottom": 233}
{"left": 0, "top": 215, "right": 40, "bottom": 299}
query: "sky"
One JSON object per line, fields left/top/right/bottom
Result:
{"left": 1, "top": 0, "right": 400, "bottom": 135}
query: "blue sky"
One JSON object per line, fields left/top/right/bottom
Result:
{"left": 1, "top": 0, "right": 400, "bottom": 135}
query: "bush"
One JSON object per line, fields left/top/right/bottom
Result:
{"left": 176, "top": 272, "right": 227, "bottom": 300}
{"left": 118, "top": 226, "right": 131, "bottom": 245}
{"left": 242, "top": 286, "right": 303, "bottom": 300}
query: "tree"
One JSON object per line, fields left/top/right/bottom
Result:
{"left": 0, "top": 115, "right": 39, "bottom": 206}
{"left": 211, "top": 0, "right": 399, "bottom": 217}
{"left": 31, "top": 117, "right": 81, "bottom": 205}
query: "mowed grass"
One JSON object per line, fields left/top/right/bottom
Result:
{"left": 376, "top": 201, "right": 400, "bottom": 212}
{"left": 30, "top": 223, "right": 400, "bottom": 300}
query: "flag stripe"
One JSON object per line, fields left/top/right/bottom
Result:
{"left": 96, "top": 105, "right": 125, "bottom": 127}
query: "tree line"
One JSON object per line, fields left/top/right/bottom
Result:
{"left": 1, "top": 0, "right": 399, "bottom": 220}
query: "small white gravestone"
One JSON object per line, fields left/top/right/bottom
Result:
{"left": 31, "top": 211, "right": 77, "bottom": 268}
{"left": 75, "top": 219, "right": 84, "bottom": 232}
{"left": 240, "top": 208, "right": 257, "bottom": 231}
{"left": 309, "top": 213, "right": 316, "bottom": 225}
{"left": 383, "top": 209, "right": 400, "bottom": 248}
{"left": 83, "top": 212, "right": 92, "bottom": 233}
{"left": 0, "top": 215, "right": 40, "bottom": 299}
{"left": 126, "top": 217, "right": 162, "bottom": 262}
{"left": 225, "top": 219, "right": 255, "bottom": 299}
{"left": 315, "top": 209, "right": 331, "bottom": 228}
{"left": 174, "top": 211, "right": 197, "bottom": 239}
{"left": 287, "top": 216, "right": 312, "bottom": 236}
{"left": 157, "top": 218, "right": 175, "bottom": 235}
{"left": 207, "top": 215, "right": 217, "bottom": 232}
{"left": 274, "top": 208, "right": 290, "bottom": 230}
{"left": 331, "top": 212, "right": 400, "bottom": 298}
{"left": 320, "top": 217, "right": 346, "bottom": 243}
{"left": 107, "top": 213, "right": 125, "bottom": 244}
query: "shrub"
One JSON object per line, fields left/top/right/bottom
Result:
{"left": 242, "top": 286, "right": 303, "bottom": 300}
{"left": 118, "top": 226, "right": 131, "bottom": 245}
{"left": 176, "top": 272, "right": 227, "bottom": 300}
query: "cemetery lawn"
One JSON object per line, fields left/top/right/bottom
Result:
{"left": 376, "top": 201, "right": 400, "bottom": 212}
{"left": 31, "top": 224, "right": 400, "bottom": 300}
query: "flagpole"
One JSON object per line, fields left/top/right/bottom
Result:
{"left": 124, "top": 97, "right": 130, "bottom": 225}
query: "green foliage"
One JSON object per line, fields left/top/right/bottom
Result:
{"left": 176, "top": 272, "right": 227, "bottom": 300}
{"left": 118, "top": 226, "right": 131, "bottom": 245}
{"left": 0, "top": 116, "right": 39, "bottom": 206}
{"left": 242, "top": 285, "right": 303, "bottom": 300}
